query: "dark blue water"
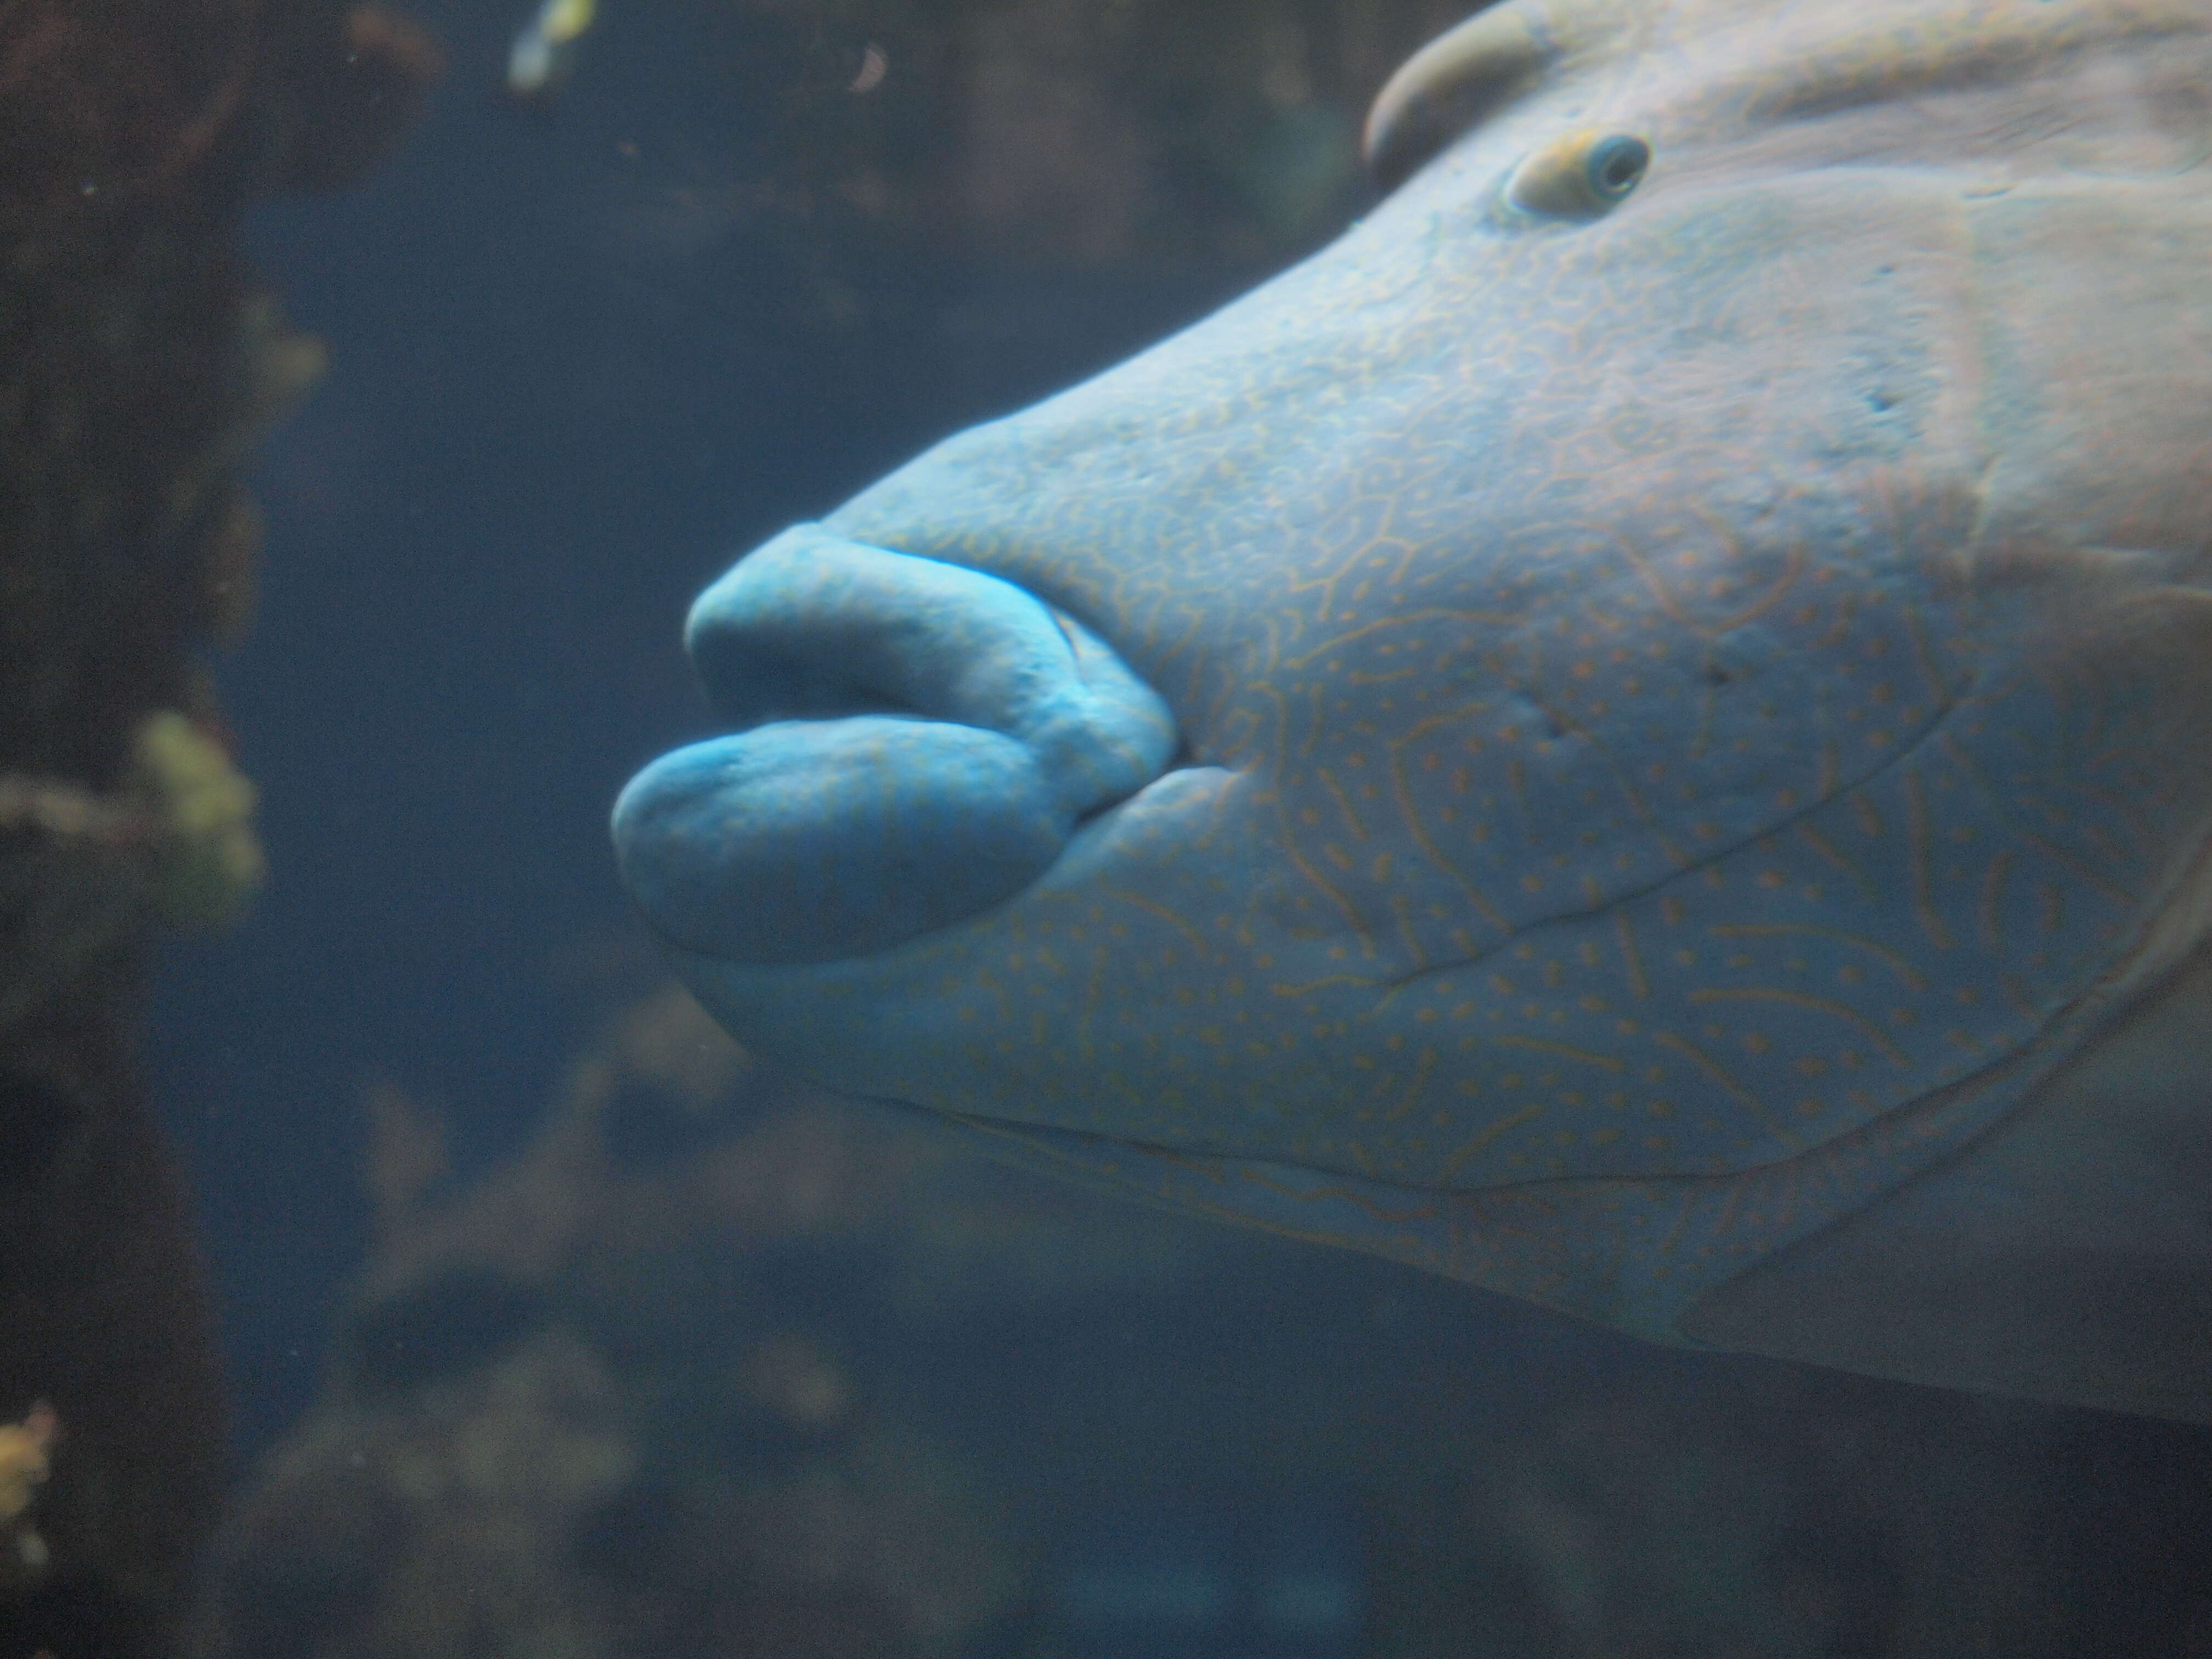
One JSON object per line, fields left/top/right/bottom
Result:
{"left": 150, "top": 0, "right": 1271, "bottom": 1458}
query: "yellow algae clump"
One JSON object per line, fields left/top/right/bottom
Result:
{"left": 129, "top": 711, "right": 267, "bottom": 930}
{"left": 0, "top": 1401, "right": 57, "bottom": 1579}
{"left": 506, "top": 0, "right": 596, "bottom": 100}
{"left": 0, "top": 1402, "right": 55, "bottom": 1525}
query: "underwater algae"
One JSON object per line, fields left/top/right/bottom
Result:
{"left": 618, "top": 0, "right": 2212, "bottom": 1423}
{"left": 194, "top": 988, "right": 1029, "bottom": 1659}
{"left": 200, "top": 978, "right": 2083, "bottom": 1659}
{"left": 0, "top": 0, "right": 435, "bottom": 1649}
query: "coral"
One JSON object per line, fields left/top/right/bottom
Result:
{"left": 0, "top": 706, "right": 270, "bottom": 948}
{"left": 0, "top": 776, "right": 148, "bottom": 1058}
{"left": 262, "top": 5, "right": 445, "bottom": 194}
{"left": 195, "top": 980, "right": 1204, "bottom": 1659}
{"left": 196, "top": 488, "right": 264, "bottom": 646}
{"left": 0, "top": 1020, "right": 229, "bottom": 1659}
{"left": 0, "top": 0, "right": 257, "bottom": 222}
{"left": 197, "top": 1329, "right": 635, "bottom": 1659}
{"left": 361, "top": 1084, "right": 451, "bottom": 1252}
{"left": 0, "top": 0, "right": 435, "bottom": 1645}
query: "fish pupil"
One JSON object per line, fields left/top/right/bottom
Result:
{"left": 1587, "top": 134, "right": 1651, "bottom": 198}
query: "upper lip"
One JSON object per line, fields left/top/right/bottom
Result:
{"left": 612, "top": 523, "right": 1183, "bottom": 966}
{"left": 684, "top": 522, "right": 1180, "bottom": 818}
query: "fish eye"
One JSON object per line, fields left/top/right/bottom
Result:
{"left": 1584, "top": 133, "right": 1650, "bottom": 199}
{"left": 1504, "top": 129, "right": 1653, "bottom": 220}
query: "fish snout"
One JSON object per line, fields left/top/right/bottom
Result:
{"left": 612, "top": 526, "right": 1179, "bottom": 964}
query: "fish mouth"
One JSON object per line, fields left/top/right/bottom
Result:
{"left": 612, "top": 524, "right": 1181, "bottom": 964}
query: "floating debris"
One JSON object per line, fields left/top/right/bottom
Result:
{"left": 847, "top": 42, "right": 888, "bottom": 95}
{"left": 507, "top": 0, "right": 596, "bottom": 103}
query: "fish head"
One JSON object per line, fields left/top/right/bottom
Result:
{"left": 615, "top": 0, "right": 2212, "bottom": 1383}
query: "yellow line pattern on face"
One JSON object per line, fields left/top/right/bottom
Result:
{"left": 1381, "top": 1046, "right": 1440, "bottom": 1120}
{"left": 1271, "top": 822, "right": 1379, "bottom": 951}
{"left": 1650, "top": 1031, "right": 1802, "bottom": 1153}
{"left": 1094, "top": 887, "right": 1214, "bottom": 958}
{"left": 1706, "top": 923, "right": 1926, "bottom": 990}
{"left": 1687, "top": 986, "right": 1911, "bottom": 1066}
{"left": 1438, "top": 1105, "right": 1545, "bottom": 1180}
{"left": 1280, "top": 606, "right": 1526, "bottom": 670}
{"left": 1792, "top": 821, "right": 1876, "bottom": 899}
{"left": 1389, "top": 894, "right": 1430, "bottom": 970}
{"left": 1614, "top": 909, "right": 1650, "bottom": 999}
{"left": 1903, "top": 770, "right": 1954, "bottom": 950}
{"left": 1978, "top": 848, "right": 2012, "bottom": 952}
{"left": 1489, "top": 1034, "right": 1626, "bottom": 1071}
{"left": 1386, "top": 731, "right": 1511, "bottom": 933}
{"left": 1076, "top": 946, "right": 1107, "bottom": 1060}
{"left": 1269, "top": 975, "right": 1388, "bottom": 996}
{"left": 1315, "top": 768, "right": 1368, "bottom": 840}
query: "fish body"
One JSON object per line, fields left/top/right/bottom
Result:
{"left": 616, "top": 0, "right": 2212, "bottom": 1419}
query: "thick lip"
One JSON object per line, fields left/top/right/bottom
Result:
{"left": 612, "top": 524, "right": 1183, "bottom": 966}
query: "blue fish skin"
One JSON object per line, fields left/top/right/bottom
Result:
{"left": 614, "top": 526, "right": 1176, "bottom": 962}
{"left": 617, "top": 0, "right": 2212, "bottom": 1415}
